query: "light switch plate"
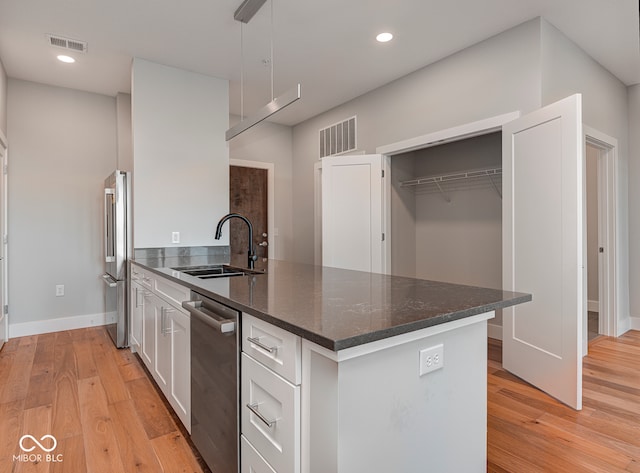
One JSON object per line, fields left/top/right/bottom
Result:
{"left": 171, "top": 232, "right": 180, "bottom": 244}
{"left": 419, "top": 344, "right": 444, "bottom": 376}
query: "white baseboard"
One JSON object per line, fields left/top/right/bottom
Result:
{"left": 487, "top": 322, "right": 502, "bottom": 340}
{"left": 628, "top": 316, "right": 640, "bottom": 332}
{"left": 587, "top": 300, "right": 599, "bottom": 313}
{"left": 9, "top": 312, "right": 116, "bottom": 338}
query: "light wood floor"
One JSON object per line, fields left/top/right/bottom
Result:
{"left": 488, "top": 331, "right": 640, "bottom": 472}
{"left": 0, "top": 327, "right": 207, "bottom": 473}
{"left": 1, "top": 327, "right": 639, "bottom": 472}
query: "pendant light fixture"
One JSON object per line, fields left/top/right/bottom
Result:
{"left": 225, "top": 0, "right": 301, "bottom": 141}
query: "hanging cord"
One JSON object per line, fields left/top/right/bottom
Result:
{"left": 270, "top": 0, "right": 274, "bottom": 101}
{"left": 240, "top": 21, "right": 245, "bottom": 120}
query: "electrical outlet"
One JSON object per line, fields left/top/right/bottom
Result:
{"left": 171, "top": 232, "right": 180, "bottom": 244}
{"left": 55, "top": 285, "right": 65, "bottom": 297}
{"left": 419, "top": 344, "right": 444, "bottom": 376}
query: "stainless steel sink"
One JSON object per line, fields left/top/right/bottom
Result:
{"left": 172, "top": 264, "right": 264, "bottom": 279}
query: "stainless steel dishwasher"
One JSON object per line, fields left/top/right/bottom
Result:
{"left": 182, "top": 291, "right": 239, "bottom": 473}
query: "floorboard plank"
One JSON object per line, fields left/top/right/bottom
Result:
{"left": 77, "top": 376, "right": 126, "bottom": 473}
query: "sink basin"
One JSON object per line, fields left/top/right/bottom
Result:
{"left": 172, "top": 264, "right": 264, "bottom": 279}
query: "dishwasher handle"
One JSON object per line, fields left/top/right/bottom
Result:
{"left": 182, "top": 300, "right": 236, "bottom": 334}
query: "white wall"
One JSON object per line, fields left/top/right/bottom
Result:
{"left": 116, "top": 92, "right": 133, "bottom": 172}
{"left": 292, "top": 18, "right": 543, "bottom": 264}
{"left": 229, "top": 116, "right": 294, "bottom": 261}
{"left": 540, "top": 19, "right": 630, "bottom": 333}
{"left": 0, "top": 58, "right": 7, "bottom": 135}
{"left": 132, "top": 58, "right": 229, "bottom": 249}
{"left": 7, "top": 79, "right": 117, "bottom": 327}
{"left": 628, "top": 84, "right": 640, "bottom": 326}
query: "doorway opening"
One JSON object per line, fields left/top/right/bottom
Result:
{"left": 584, "top": 127, "right": 618, "bottom": 349}
{"left": 229, "top": 159, "right": 275, "bottom": 260}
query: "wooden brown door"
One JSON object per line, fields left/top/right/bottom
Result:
{"left": 229, "top": 165, "right": 268, "bottom": 259}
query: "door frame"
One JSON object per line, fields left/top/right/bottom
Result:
{"left": 584, "top": 126, "right": 619, "bottom": 341}
{"left": 0, "top": 128, "right": 7, "bottom": 344}
{"left": 230, "top": 159, "right": 275, "bottom": 260}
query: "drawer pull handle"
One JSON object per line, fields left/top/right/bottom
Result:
{"left": 247, "top": 336, "right": 277, "bottom": 354}
{"left": 247, "top": 403, "right": 276, "bottom": 428}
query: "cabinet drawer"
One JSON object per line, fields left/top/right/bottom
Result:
{"left": 243, "top": 314, "right": 301, "bottom": 385}
{"left": 241, "top": 436, "right": 277, "bottom": 473}
{"left": 154, "top": 274, "right": 190, "bottom": 308}
{"left": 241, "top": 353, "right": 300, "bottom": 473}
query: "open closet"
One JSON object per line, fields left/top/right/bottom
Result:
{"left": 389, "top": 132, "right": 504, "bottom": 328}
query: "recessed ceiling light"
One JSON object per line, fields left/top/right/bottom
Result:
{"left": 57, "top": 55, "right": 75, "bottom": 63}
{"left": 376, "top": 32, "right": 393, "bottom": 43}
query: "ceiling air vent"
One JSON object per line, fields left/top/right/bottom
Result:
{"left": 46, "top": 34, "right": 88, "bottom": 53}
{"left": 319, "top": 116, "right": 357, "bottom": 158}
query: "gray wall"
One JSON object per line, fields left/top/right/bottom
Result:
{"left": 229, "top": 116, "right": 294, "bottom": 262}
{"left": 0, "top": 58, "right": 7, "bottom": 135}
{"left": 7, "top": 79, "right": 117, "bottom": 325}
{"left": 292, "top": 18, "right": 543, "bottom": 264}
{"left": 628, "top": 84, "right": 640, "bottom": 321}
{"left": 540, "top": 19, "right": 630, "bottom": 331}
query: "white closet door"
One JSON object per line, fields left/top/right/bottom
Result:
{"left": 322, "top": 154, "right": 383, "bottom": 273}
{"left": 502, "top": 94, "right": 584, "bottom": 410}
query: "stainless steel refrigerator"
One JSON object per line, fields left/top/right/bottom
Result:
{"left": 102, "top": 170, "right": 131, "bottom": 348}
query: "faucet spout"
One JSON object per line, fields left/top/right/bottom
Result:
{"left": 214, "top": 213, "right": 257, "bottom": 270}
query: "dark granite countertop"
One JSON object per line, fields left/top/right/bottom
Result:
{"left": 133, "top": 257, "right": 531, "bottom": 351}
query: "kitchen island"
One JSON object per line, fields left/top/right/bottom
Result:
{"left": 132, "top": 254, "right": 530, "bottom": 473}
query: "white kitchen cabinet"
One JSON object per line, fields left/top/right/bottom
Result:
{"left": 241, "top": 315, "right": 302, "bottom": 473}
{"left": 132, "top": 263, "right": 191, "bottom": 432}
{"left": 169, "top": 307, "right": 190, "bottom": 429}
{"left": 241, "top": 353, "right": 300, "bottom": 473}
{"left": 141, "top": 290, "right": 156, "bottom": 369}
{"left": 154, "top": 303, "right": 171, "bottom": 394}
{"left": 243, "top": 313, "right": 301, "bottom": 385}
{"left": 241, "top": 436, "right": 277, "bottom": 473}
{"left": 129, "top": 279, "right": 144, "bottom": 353}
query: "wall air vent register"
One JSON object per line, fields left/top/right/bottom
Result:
{"left": 319, "top": 116, "right": 357, "bottom": 158}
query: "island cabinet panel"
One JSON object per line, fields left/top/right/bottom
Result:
{"left": 301, "top": 312, "right": 492, "bottom": 473}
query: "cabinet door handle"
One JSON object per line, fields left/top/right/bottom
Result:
{"left": 246, "top": 403, "right": 276, "bottom": 428}
{"left": 247, "top": 336, "right": 277, "bottom": 354}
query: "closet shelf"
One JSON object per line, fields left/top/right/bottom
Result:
{"left": 399, "top": 167, "right": 502, "bottom": 188}
{"left": 400, "top": 167, "right": 502, "bottom": 201}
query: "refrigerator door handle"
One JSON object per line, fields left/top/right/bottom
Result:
{"left": 104, "top": 188, "right": 116, "bottom": 263}
{"left": 102, "top": 274, "right": 117, "bottom": 288}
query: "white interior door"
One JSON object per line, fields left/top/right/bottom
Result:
{"left": 322, "top": 154, "right": 384, "bottom": 273}
{"left": 502, "top": 94, "right": 584, "bottom": 409}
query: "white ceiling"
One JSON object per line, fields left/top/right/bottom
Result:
{"left": 0, "top": 0, "right": 638, "bottom": 126}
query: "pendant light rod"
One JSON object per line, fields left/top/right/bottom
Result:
{"left": 234, "top": 0, "right": 267, "bottom": 23}
{"left": 227, "top": 0, "right": 302, "bottom": 141}
{"left": 226, "top": 83, "right": 301, "bottom": 141}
